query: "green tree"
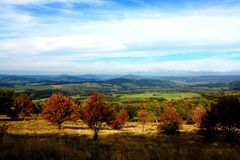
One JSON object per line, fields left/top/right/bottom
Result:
{"left": 7, "top": 93, "right": 34, "bottom": 119}
{"left": 0, "top": 90, "right": 15, "bottom": 115}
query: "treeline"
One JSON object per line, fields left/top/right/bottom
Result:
{"left": 0, "top": 89, "right": 240, "bottom": 141}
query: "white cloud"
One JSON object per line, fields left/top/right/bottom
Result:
{"left": 2, "top": 9, "right": 240, "bottom": 54}
{"left": 0, "top": 2, "right": 240, "bottom": 74}
{"left": 0, "top": 0, "right": 106, "bottom": 5}
{"left": 1, "top": 56, "right": 239, "bottom": 74}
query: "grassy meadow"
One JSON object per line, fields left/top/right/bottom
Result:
{"left": 1, "top": 115, "right": 239, "bottom": 160}
{"left": 119, "top": 92, "right": 200, "bottom": 100}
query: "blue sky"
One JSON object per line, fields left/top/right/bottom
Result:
{"left": 0, "top": 0, "right": 240, "bottom": 75}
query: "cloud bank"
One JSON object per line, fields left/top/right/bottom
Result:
{"left": 0, "top": 0, "right": 240, "bottom": 75}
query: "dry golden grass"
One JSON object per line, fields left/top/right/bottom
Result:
{"left": 0, "top": 115, "right": 239, "bottom": 160}
{"left": 0, "top": 115, "right": 198, "bottom": 138}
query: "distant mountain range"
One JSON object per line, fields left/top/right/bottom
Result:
{"left": 0, "top": 74, "right": 240, "bottom": 87}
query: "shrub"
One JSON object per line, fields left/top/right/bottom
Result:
{"left": 111, "top": 118, "right": 125, "bottom": 129}
{"left": 159, "top": 111, "right": 181, "bottom": 134}
{"left": 110, "top": 111, "right": 129, "bottom": 130}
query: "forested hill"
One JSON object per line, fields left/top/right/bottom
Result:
{"left": 0, "top": 74, "right": 240, "bottom": 87}
{"left": 104, "top": 78, "right": 177, "bottom": 87}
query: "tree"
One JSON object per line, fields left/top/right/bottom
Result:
{"left": 138, "top": 110, "right": 154, "bottom": 131}
{"left": 81, "top": 93, "right": 115, "bottom": 140}
{"left": 117, "top": 110, "right": 129, "bottom": 123}
{"left": 146, "top": 100, "right": 164, "bottom": 122}
{"left": 0, "top": 90, "right": 15, "bottom": 115}
{"left": 159, "top": 111, "right": 181, "bottom": 134}
{"left": 110, "top": 110, "right": 129, "bottom": 130}
{"left": 7, "top": 93, "right": 34, "bottom": 119}
{"left": 43, "top": 94, "right": 79, "bottom": 129}
{"left": 191, "top": 105, "right": 206, "bottom": 125}
{"left": 200, "top": 96, "right": 240, "bottom": 139}
{"left": 32, "top": 100, "right": 46, "bottom": 114}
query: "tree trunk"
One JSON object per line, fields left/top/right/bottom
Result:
{"left": 58, "top": 123, "right": 61, "bottom": 129}
{"left": 93, "top": 131, "right": 98, "bottom": 141}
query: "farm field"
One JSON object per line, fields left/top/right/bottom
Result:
{"left": 0, "top": 116, "right": 239, "bottom": 160}
{"left": 12, "top": 83, "right": 101, "bottom": 91}
{"left": 119, "top": 92, "right": 201, "bottom": 100}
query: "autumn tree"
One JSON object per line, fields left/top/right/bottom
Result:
{"left": 159, "top": 111, "right": 181, "bottom": 134}
{"left": 146, "top": 100, "right": 164, "bottom": 122}
{"left": 81, "top": 93, "right": 115, "bottom": 140}
{"left": 110, "top": 110, "right": 129, "bottom": 129}
{"left": 138, "top": 110, "right": 154, "bottom": 131}
{"left": 191, "top": 105, "right": 206, "bottom": 125}
{"left": 43, "top": 94, "right": 79, "bottom": 129}
{"left": 7, "top": 93, "right": 34, "bottom": 119}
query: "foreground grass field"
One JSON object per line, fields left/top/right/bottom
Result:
{"left": 1, "top": 116, "right": 239, "bottom": 160}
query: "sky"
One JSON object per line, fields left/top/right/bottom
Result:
{"left": 0, "top": 0, "right": 240, "bottom": 75}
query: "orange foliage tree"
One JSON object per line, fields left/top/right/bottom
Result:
{"left": 43, "top": 94, "right": 79, "bottom": 129}
{"left": 138, "top": 110, "right": 154, "bottom": 131}
{"left": 191, "top": 105, "right": 206, "bottom": 125}
{"left": 81, "top": 93, "right": 115, "bottom": 140}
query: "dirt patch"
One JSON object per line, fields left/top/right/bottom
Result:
{"left": 52, "top": 85, "right": 62, "bottom": 89}
{"left": 82, "top": 83, "right": 101, "bottom": 88}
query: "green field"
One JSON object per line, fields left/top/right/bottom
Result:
{"left": 119, "top": 92, "right": 201, "bottom": 100}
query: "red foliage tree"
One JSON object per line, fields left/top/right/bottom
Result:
{"left": 111, "top": 110, "right": 129, "bottom": 130}
{"left": 81, "top": 93, "right": 115, "bottom": 140}
{"left": 117, "top": 110, "right": 129, "bottom": 122}
{"left": 43, "top": 94, "right": 79, "bottom": 129}
{"left": 159, "top": 111, "right": 181, "bottom": 134}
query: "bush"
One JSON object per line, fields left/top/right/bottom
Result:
{"left": 110, "top": 111, "right": 129, "bottom": 130}
{"left": 159, "top": 111, "right": 181, "bottom": 134}
{"left": 111, "top": 118, "right": 125, "bottom": 129}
